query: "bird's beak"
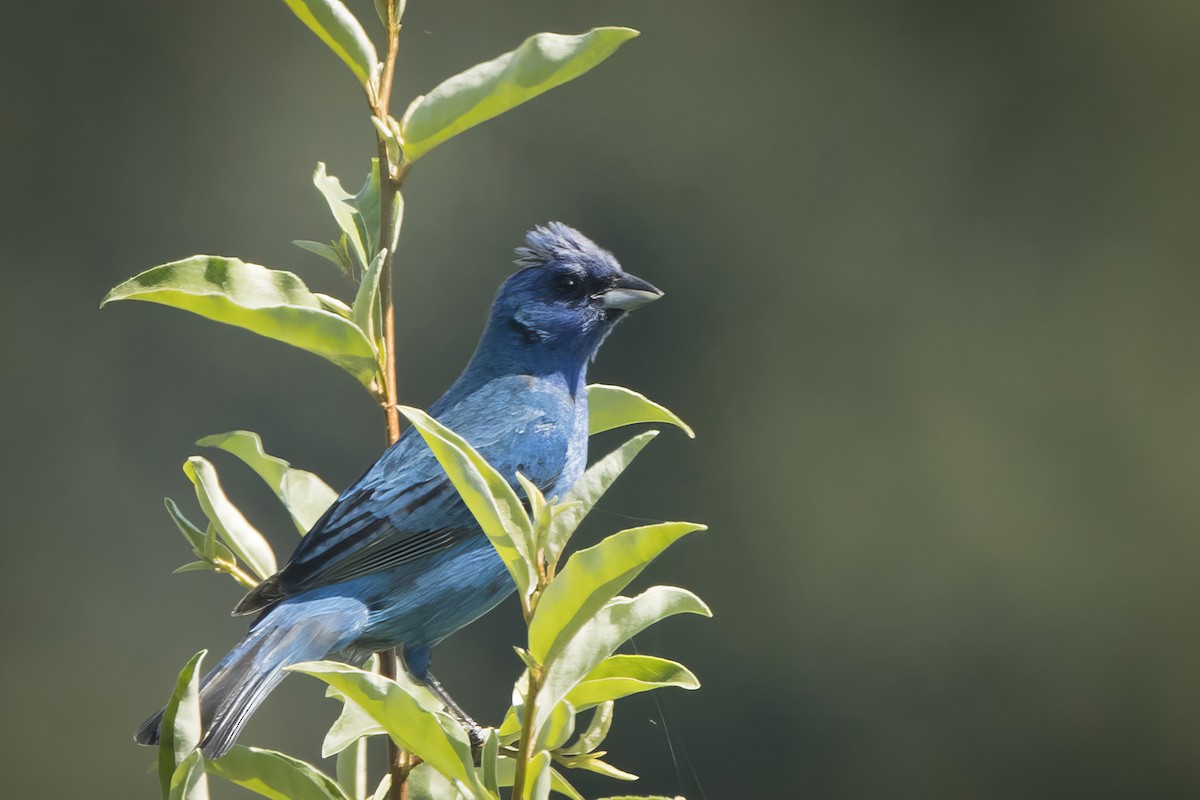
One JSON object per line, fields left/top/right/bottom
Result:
{"left": 600, "top": 273, "right": 664, "bottom": 311}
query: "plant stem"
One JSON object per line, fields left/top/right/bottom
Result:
{"left": 511, "top": 670, "right": 541, "bottom": 800}
{"left": 371, "top": 5, "right": 407, "bottom": 799}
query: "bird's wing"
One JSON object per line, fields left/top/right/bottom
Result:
{"left": 234, "top": 378, "right": 575, "bottom": 615}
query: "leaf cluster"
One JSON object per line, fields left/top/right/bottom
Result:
{"left": 111, "top": 2, "right": 706, "bottom": 799}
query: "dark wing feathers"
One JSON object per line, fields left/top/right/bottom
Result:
{"left": 234, "top": 378, "right": 574, "bottom": 615}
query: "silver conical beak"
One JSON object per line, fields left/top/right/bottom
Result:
{"left": 600, "top": 273, "right": 663, "bottom": 311}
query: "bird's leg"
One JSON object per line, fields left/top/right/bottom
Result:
{"left": 425, "top": 671, "right": 485, "bottom": 750}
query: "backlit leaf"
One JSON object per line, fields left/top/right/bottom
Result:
{"left": 401, "top": 28, "right": 639, "bottom": 161}
{"left": 587, "top": 385, "right": 694, "bottom": 438}
{"left": 208, "top": 745, "right": 350, "bottom": 800}
{"left": 183, "top": 457, "right": 277, "bottom": 580}
{"left": 530, "top": 522, "right": 705, "bottom": 668}
{"left": 167, "top": 750, "right": 210, "bottom": 800}
{"left": 101, "top": 256, "right": 379, "bottom": 388}
{"left": 565, "top": 654, "right": 698, "bottom": 711}
{"left": 280, "top": 0, "right": 379, "bottom": 86}
{"left": 290, "top": 661, "right": 486, "bottom": 797}
{"left": 536, "top": 587, "right": 711, "bottom": 732}
{"left": 158, "top": 651, "right": 207, "bottom": 799}
{"left": 196, "top": 430, "right": 337, "bottom": 534}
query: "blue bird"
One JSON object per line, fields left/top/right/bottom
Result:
{"left": 136, "top": 222, "right": 663, "bottom": 757}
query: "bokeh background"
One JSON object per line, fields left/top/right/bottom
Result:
{"left": 4, "top": 1, "right": 1200, "bottom": 797}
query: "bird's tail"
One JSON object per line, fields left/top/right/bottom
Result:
{"left": 135, "top": 599, "right": 366, "bottom": 758}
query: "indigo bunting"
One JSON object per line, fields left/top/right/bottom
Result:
{"left": 136, "top": 222, "right": 662, "bottom": 757}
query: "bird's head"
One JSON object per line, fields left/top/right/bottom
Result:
{"left": 482, "top": 222, "right": 662, "bottom": 374}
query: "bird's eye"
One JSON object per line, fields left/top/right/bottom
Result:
{"left": 555, "top": 274, "right": 580, "bottom": 295}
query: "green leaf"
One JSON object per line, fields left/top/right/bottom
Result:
{"left": 158, "top": 651, "right": 207, "bottom": 799}
{"left": 565, "top": 655, "right": 699, "bottom": 711}
{"left": 497, "top": 705, "right": 522, "bottom": 743}
{"left": 406, "top": 763, "right": 467, "bottom": 800}
{"left": 168, "top": 749, "right": 210, "bottom": 800}
{"left": 293, "top": 239, "right": 355, "bottom": 279}
{"left": 101, "top": 255, "right": 380, "bottom": 388}
{"left": 164, "top": 498, "right": 237, "bottom": 567}
{"left": 524, "top": 750, "right": 553, "bottom": 800}
{"left": 183, "top": 457, "right": 277, "bottom": 580}
{"left": 559, "top": 701, "right": 614, "bottom": 756}
{"left": 196, "top": 430, "right": 337, "bottom": 534}
{"left": 546, "top": 431, "right": 658, "bottom": 566}
{"left": 572, "top": 757, "right": 637, "bottom": 782}
{"left": 493, "top": 759, "right": 581, "bottom": 799}
{"left": 549, "top": 770, "right": 585, "bottom": 800}
{"left": 322, "top": 692, "right": 385, "bottom": 757}
{"left": 529, "top": 522, "right": 705, "bottom": 668}
{"left": 164, "top": 497, "right": 208, "bottom": 555}
{"left": 400, "top": 28, "right": 639, "bottom": 162}
{"left": 535, "top": 700, "right": 575, "bottom": 752}
{"left": 313, "top": 164, "right": 370, "bottom": 273}
{"left": 173, "top": 561, "right": 218, "bottom": 575}
{"left": 482, "top": 728, "right": 500, "bottom": 795}
{"left": 369, "top": 776, "right": 391, "bottom": 800}
{"left": 353, "top": 249, "right": 387, "bottom": 358}
{"left": 587, "top": 385, "right": 694, "bottom": 438}
{"left": 395, "top": 405, "right": 536, "bottom": 597}
{"left": 280, "top": 0, "right": 379, "bottom": 86}
{"left": 316, "top": 290, "right": 355, "bottom": 318}
{"left": 208, "top": 745, "right": 350, "bottom": 800}
{"left": 536, "top": 587, "right": 711, "bottom": 734}
{"left": 290, "top": 661, "right": 486, "bottom": 797}
{"left": 335, "top": 737, "right": 368, "bottom": 800}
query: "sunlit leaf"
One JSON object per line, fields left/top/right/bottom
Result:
{"left": 280, "top": 0, "right": 379, "bottom": 86}
{"left": 173, "top": 561, "right": 218, "bottom": 575}
{"left": 322, "top": 692, "right": 385, "bottom": 757}
{"left": 168, "top": 749, "right": 210, "bottom": 800}
{"left": 559, "top": 701, "right": 614, "bottom": 756}
{"left": 370, "top": 775, "right": 392, "bottom": 800}
{"left": 164, "top": 497, "right": 208, "bottom": 555}
{"left": 587, "top": 384, "right": 694, "bottom": 438}
{"left": 571, "top": 756, "right": 637, "bottom": 782}
{"left": 158, "top": 651, "right": 207, "bottom": 799}
{"left": 535, "top": 700, "right": 575, "bottom": 752}
{"left": 196, "top": 430, "right": 337, "bottom": 534}
{"left": 396, "top": 405, "right": 536, "bottom": 597}
{"left": 335, "top": 737, "right": 367, "bottom": 800}
{"left": 353, "top": 249, "right": 387, "bottom": 358}
{"left": 313, "top": 164, "right": 371, "bottom": 272}
{"left": 525, "top": 750, "right": 553, "bottom": 800}
{"left": 530, "top": 522, "right": 705, "bottom": 667}
{"left": 293, "top": 239, "right": 354, "bottom": 279}
{"left": 101, "top": 255, "right": 379, "bottom": 388}
{"left": 493, "top": 758, "right": 583, "bottom": 799}
{"left": 565, "top": 654, "right": 699, "bottom": 711}
{"left": 290, "top": 661, "right": 486, "bottom": 797}
{"left": 315, "top": 290, "right": 354, "bottom": 318}
{"left": 183, "top": 457, "right": 277, "bottom": 580}
{"left": 547, "top": 431, "right": 658, "bottom": 565}
{"left": 208, "top": 745, "right": 349, "bottom": 800}
{"left": 536, "top": 587, "right": 711, "bottom": 732}
{"left": 400, "top": 28, "right": 639, "bottom": 161}
{"left": 406, "top": 763, "right": 468, "bottom": 800}
{"left": 549, "top": 770, "right": 584, "bottom": 800}
{"left": 497, "top": 705, "right": 522, "bottom": 743}
{"left": 482, "top": 728, "right": 500, "bottom": 795}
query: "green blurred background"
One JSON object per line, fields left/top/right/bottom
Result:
{"left": 4, "top": 0, "right": 1200, "bottom": 797}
